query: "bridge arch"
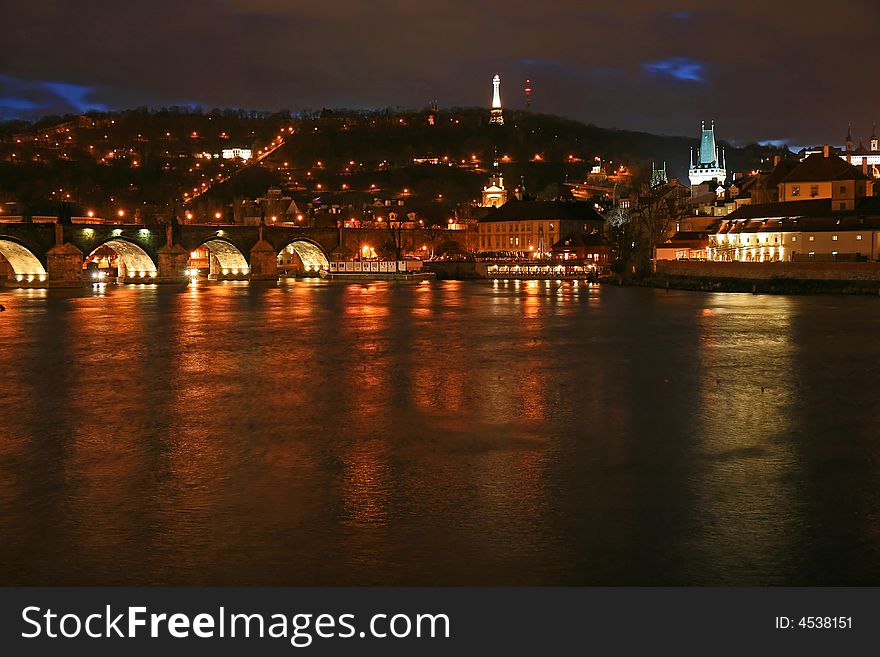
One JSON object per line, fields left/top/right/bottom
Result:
{"left": 85, "top": 238, "right": 157, "bottom": 280}
{"left": 278, "top": 238, "right": 330, "bottom": 273}
{"left": 190, "top": 238, "right": 249, "bottom": 276}
{"left": 0, "top": 237, "right": 47, "bottom": 280}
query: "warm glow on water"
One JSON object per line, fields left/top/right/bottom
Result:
{"left": 2, "top": 281, "right": 880, "bottom": 585}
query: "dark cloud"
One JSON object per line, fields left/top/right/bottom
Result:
{"left": 1, "top": 0, "right": 878, "bottom": 145}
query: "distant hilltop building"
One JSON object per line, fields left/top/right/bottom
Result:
{"left": 222, "top": 147, "right": 252, "bottom": 161}
{"left": 688, "top": 120, "right": 726, "bottom": 187}
{"left": 490, "top": 74, "right": 504, "bottom": 125}
{"left": 844, "top": 123, "right": 880, "bottom": 177}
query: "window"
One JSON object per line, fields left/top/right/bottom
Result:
{"left": 792, "top": 186, "right": 800, "bottom": 197}
{"left": 810, "top": 186, "right": 819, "bottom": 197}
{"left": 792, "top": 236, "right": 797, "bottom": 242}
{"left": 840, "top": 185, "right": 847, "bottom": 194}
{"left": 832, "top": 235, "right": 838, "bottom": 241}
{"left": 809, "top": 236, "right": 814, "bottom": 241}
{"left": 839, "top": 203, "right": 846, "bottom": 210}
{"left": 857, "top": 235, "right": 863, "bottom": 240}
{"left": 549, "top": 223, "right": 554, "bottom": 231}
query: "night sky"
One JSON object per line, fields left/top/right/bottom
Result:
{"left": 2, "top": 0, "right": 878, "bottom": 147}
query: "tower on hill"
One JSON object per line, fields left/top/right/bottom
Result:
{"left": 490, "top": 74, "right": 504, "bottom": 125}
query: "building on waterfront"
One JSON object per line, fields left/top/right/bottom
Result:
{"left": 490, "top": 74, "right": 504, "bottom": 125}
{"left": 655, "top": 147, "right": 880, "bottom": 263}
{"left": 705, "top": 197, "right": 880, "bottom": 262}
{"left": 552, "top": 231, "right": 611, "bottom": 264}
{"left": 655, "top": 232, "right": 710, "bottom": 261}
{"left": 476, "top": 199, "right": 604, "bottom": 256}
{"left": 688, "top": 120, "right": 727, "bottom": 188}
{"left": 777, "top": 148, "right": 872, "bottom": 210}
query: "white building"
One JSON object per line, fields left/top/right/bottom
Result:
{"left": 688, "top": 120, "right": 727, "bottom": 187}
{"left": 221, "top": 147, "right": 253, "bottom": 161}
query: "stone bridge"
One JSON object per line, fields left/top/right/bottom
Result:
{"left": 0, "top": 221, "right": 467, "bottom": 287}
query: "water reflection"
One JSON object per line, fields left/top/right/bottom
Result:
{"left": 2, "top": 283, "right": 880, "bottom": 584}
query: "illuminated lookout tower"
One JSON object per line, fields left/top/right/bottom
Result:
{"left": 490, "top": 74, "right": 504, "bottom": 125}
{"left": 688, "top": 119, "right": 726, "bottom": 187}
{"left": 524, "top": 79, "right": 532, "bottom": 111}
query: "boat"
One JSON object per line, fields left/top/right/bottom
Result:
{"left": 319, "top": 260, "right": 436, "bottom": 280}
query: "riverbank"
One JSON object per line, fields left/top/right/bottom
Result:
{"left": 602, "top": 273, "right": 880, "bottom": 295}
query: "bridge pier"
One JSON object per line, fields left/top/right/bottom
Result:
{"left": 249, "top": 239, "right": 278, "bottom": 281}
{"left": 208, "top": 254, "right": 221, "bottom": 281}
{"left": 46, "top": 242, "right": 84, "bottom": 288}
{"left": 156, "top": 243, "right": 189, "bottom": 283}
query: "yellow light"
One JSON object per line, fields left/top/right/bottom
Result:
{"left": 87, "top": 210, "right": 94, "bottom": 217}
{"left": 214, "top": 211, "right": 222, "bottom": 219}
{"left": 117, "top": 209, "right": 125, "bottom": 218}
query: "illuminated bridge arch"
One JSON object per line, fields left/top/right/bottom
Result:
{"left": 197, "top": 238, "right": 249, "bottom": 272}
{"left": 278, "top": 239, "right": 330, "bottom": 273}
{"left": 0, "top": 238, "right": 47, "bottom": 278}
{"left": 86, "top": 238, "right": 157, "bottom": 277}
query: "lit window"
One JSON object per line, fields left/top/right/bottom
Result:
{"left": 857, "top": 235, "right": 863, "bottom": 240}
{"left": 809, "top": 236, "right": 814, "bottom": 241}
{"left": 792, "top": 186, "right": 800, "bottom": 197}
{"left": 832, "top": 235, "right": 838, "bottom": 241}
{"left": 792, "top": 236, "right": 797, "bottom": 242}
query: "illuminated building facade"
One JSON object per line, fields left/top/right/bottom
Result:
{"left": 481, "top": 159, "right": 507, "bottom": 208}
{"left": 477, "top": 200, "right": 604, "bottom": 256}
{"left": 704, "top": 151, "right": 878, "bottom": 262}
{"left": 221, "top": 147, "right": 252, "bottom": 161}
{"left": 688, "top": 120, "right": 726, "bottom": 187}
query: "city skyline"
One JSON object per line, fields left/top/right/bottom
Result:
{"left": 1, "top": 1, "right": 879, "bottom": 147}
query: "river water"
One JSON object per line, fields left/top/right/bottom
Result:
{"left": 1, "top": 280, "right": 880, "bottom": 585}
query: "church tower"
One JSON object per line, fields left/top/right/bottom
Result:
{"left": 688, "top": 120, "right": 727, "bottom": 187}
{"left": 490, "top": 74, "right": 504, "bottom": 125}
{"left": 481, "top": 153, "right": 507, "bottom": 207}
{"left": 871, "top": 123, "right": 878, "bottom": 153}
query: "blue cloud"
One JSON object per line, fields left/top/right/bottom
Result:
{"left": 758, "top": 139, "right": 789, "bottom": 148}
{"left": 670, "top": 11, "right": 693, "bottom": 20}
{"left": 42, "top": 82, "right": 108, "bottom": 114}
{"left": 0, "top": 73, "right": 109, "bottom": 119}
{"left": 642, "top": 57, "right": 706, "bottom": 83}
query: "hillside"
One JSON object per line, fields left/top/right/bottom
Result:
{"left": 0, "top": 107, "right": 785, "bottom": 220}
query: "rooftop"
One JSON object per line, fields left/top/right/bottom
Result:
{"left": 478, "top": 199, "right": 604, "bottom": 223}
{"left": 780, "top": 152, "right": 869, "bottom": 183}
